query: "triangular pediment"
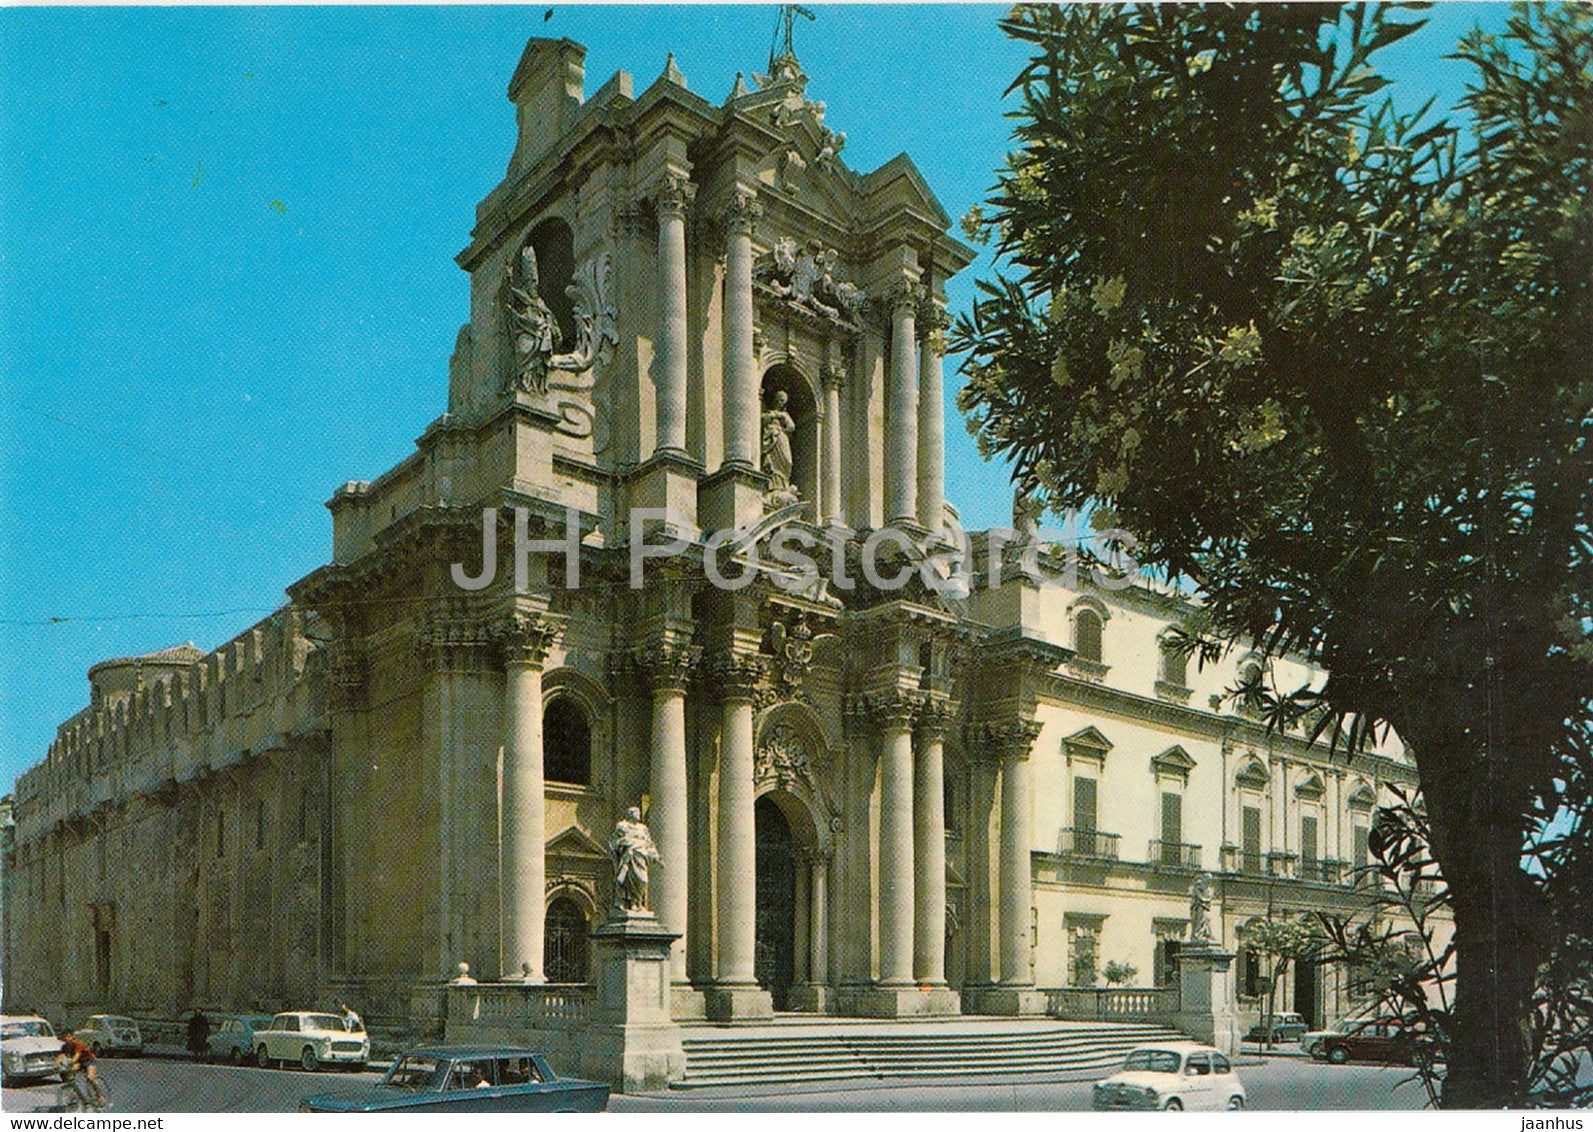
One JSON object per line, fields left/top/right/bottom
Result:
{"left": 859, "top": 153, "right": 951, "bottom": 229}
{"left": 1151, "top": 745, "right": 1197, "bottom": 776}
{"left": 1064, "top": 725, "right": 1114, "bottom": 755}
{"left": 546, "top": 826, "right": 606, "bottom": 859}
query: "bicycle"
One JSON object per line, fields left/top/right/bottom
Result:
{"left": 58, "top": 1061, "right": 109, "bottom": 1112}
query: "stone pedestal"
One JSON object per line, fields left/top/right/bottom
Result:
{"left": 703, "top": 984, "right": 775, "bottom": 1022}
{"left": 849, "top": 984, "right": 962, "bottom": 1019}
{"left": 698, "top": 463, "right": 769, "bottom": 532}
{"left": 787, "top": 982, "right": 832, "bottom": 1014}
{"left": 1174, "top": 944, "right": 1240, "bottom": 1055}
{"left": 584, "top": 913, "right": 686, "bottom": 1093}
{"left": 962, "top": 984, "right": 1049, "bottom": 1016}
{"left": 630, "top": 450, "right": 702, "bottom": 536}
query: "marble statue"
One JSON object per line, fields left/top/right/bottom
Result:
{"left": 1189, "top": 872, "right": 1215, "bottom": 944}
{"left": 761, "top": 391, "right": 797, "bottom": 494}
{"left": 506, "top": 245, "right": 557, "bottom": 395}
{"left": 608, "top": 806, "right": 660, "bottom": 914}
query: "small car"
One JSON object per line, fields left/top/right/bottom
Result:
{"left": 77, "top": 1014, "right": 144, "bottom": 1057}
{"left": 1314, "top": 1017, "right": 1437, "bottom": 1067}
{"left": 299, "top": 1046, "right": 610, "bottom": 1112}
{"left": 207, "top": 1014, "right": 276, "bottom": 1064}
{"left": 253, "top": 1011, "right": 369, "bottom": 1072}
{"left": 1, "top": 1015, "right": 64, "bottom": 1085}
{"left": 1244, "top": 1011, "right": 1307, "bottom": 1044}
{"left": 1092, "top": 1042, "right": 1247, "bottom": 1111}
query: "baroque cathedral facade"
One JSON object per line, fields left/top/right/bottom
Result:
{"left": 4, "top": 35, "right": 1420, "bottom": 1035}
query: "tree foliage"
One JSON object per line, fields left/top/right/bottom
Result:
{"left": 953, "top": 2, "right": 1592, "bottom": 1107}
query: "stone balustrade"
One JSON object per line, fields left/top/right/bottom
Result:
{"left": 1045, "top": 985, "right": 1180, "bottom": 1023}
{"left": 451, "top": 982, "right": 595, "bottom": 1031}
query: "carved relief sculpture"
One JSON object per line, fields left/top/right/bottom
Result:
{"left": 754, "top": 238, "right": 865, "bottom": 324}
{"left": 506, "top": 245, "right": 558, "bottom": 395}
{"left": 504, "top": 244, "right": 619, "bottom": 447}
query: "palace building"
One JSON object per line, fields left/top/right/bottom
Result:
{"left": 3, "top": 33, "right": 1423, "bottom": 1054}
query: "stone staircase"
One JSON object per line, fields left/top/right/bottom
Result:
{"left": 675, "top": 1017, "right": 1189, "bottom": 1089}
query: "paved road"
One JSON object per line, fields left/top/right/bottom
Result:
{"left": 2, "top": 1055, "right": 1435, "bottom": 1113}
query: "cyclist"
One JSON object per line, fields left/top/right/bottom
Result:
{"left": 59, "top": 1028, "right": 109, "bottom": 1109}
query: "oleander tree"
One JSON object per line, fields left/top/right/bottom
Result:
{"left": 952, "top": 2, "right": 1592, "bottom": 1107}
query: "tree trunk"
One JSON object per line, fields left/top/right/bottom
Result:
{"left": 1435, "top": 832, "right": 1545, "bottom": 1107}
{"left": 1405, "top": 717, "right": 1549, "bottom": 1108}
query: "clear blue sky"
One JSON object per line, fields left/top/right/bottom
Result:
{"left": 0, "top": 3, "right": 1510, "bottom": 791}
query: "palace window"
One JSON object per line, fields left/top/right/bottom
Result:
{"left": 215, "top": 809, "right": 227, "bottom": 858}
{"left": 1068, "top": 920, "right": 1102, "bottom": 987}
{"left": 1158, "top": 639, "right": 1187, "bottom": 688}
{"left": 1155, "top": 938, "right": 1183, "bottom": 987}
{"left": 1241, "top": 805, "right": 1263, "bottom": 874}
{"left": 544, "top": 695, "right": 591, "bottom": 786}
{"left": 1074, "top": 609, "right": 1104, "bottom": 664}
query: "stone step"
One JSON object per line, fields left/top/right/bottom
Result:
{"left": 674, "top": 1021, "right": 1188, "bottom": 1089}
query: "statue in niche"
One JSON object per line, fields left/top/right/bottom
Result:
{"left": 506, "top": 245, "right": 558, "bottom": 395}
{"left": 1189, "top": 872, "right": 1215, "bottom": 944}
{"left": 762, "top": 390, "right": 798, "bottom": 503}
{"left": 608, "top": 806, "right": 660, "bottom": 914}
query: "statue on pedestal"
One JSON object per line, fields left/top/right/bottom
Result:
{"left": 608, "top": 806, "right": 660, "bottom": 914}
{"left": 1189, "top": 872, "right": 1215, "bottom": 944}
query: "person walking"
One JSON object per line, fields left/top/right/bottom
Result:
{"left": 185, "top": 1010, "right": 210, "bottom": 1061}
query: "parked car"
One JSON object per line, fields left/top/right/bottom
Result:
{"left": 207, "top": 1014, "right": 276, "bottom": 1064}
{"left": 1313, "top": 1017, "right": 1438, "bottom": 1067}
{"left": 252, "top": 1012, "right": 369, "bottom": 1072}
{"left": 299, "top": 1046, "right": 609, "bottom": 1113}
{"left": 77, "top": 1014, "right": 144, "bottom": 1057}
{"left": 1, "top": 1015, "right": 64, "bottom": 1085}
{"left": 1244, "top": 1012, "right": 1308, "bottom": 1044}
{"left": 1092, "top": 1042, "right": 1247, "bottom": 1111}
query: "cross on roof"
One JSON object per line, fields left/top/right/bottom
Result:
{"left": 770, "top": 4, "right": 815, "bottom": 70}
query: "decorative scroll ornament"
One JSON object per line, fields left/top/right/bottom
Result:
{"left": 754, "top": 238, "right": 866, "bottom": 323}
{"left": 755, "top": 722, "right": 813, "bottom": 793}
{"left": 504, "top": 248, "right": 619, "bottom": 449}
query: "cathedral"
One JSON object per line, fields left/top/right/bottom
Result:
{"left": 3, "top": 32, "right": 1423, "bottom": 1056}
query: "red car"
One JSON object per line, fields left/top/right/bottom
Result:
{"left": 1315, "top": 1018, "right": 1438, "bottom": 1067}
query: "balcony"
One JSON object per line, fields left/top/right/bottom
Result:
{"left": 1148, "top": 840, "right": 1202, "bottom": 869}
{"left": 1059, "top": 827, "right": 1121, "bottom": 861}
{"left": 1222, "top": 846, "right": 1269, "bottom": 876}
{"left": 1297, "top": 858, "right": 1343, "bottom": 884}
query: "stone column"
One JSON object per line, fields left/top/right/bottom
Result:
{"left": 721, "top": 190, "right": 761, "bottom": 468}
{"left": 706, "top": 656, "right": 773, "bottom": 1021}
{"left": 877, "top": 694, "right": 919, "bottom": 986}
{"left": 974, "top": 718, "right": 1045, "bottom": 1015}
{"left": 884, "top": 284, "right": 920, "bottom": 524}
{"left": 793, "top": 857, "right": 811, "bottom": 984}
{"left": 821, "top": 364, "right": 844, "bottom": 525}
{"left": 998, "top": 750, "right": 1034, "bottom": 987}
{"left": 916, "top": 301, "right": 946, "bottom": 530}
{"left": 653, "top": 174, "right": 694, "bottom": 457}
{"left": 639, "top": 642, "right": 698, "bottom": 982}
{"left": 809, "top": 853, "right": 829, "bottom": 987}
{"left": 501, "top": 614, "right": 559, "bottom": 982}
{"left": 913, "top": 704, "right": 950, "bottom": 985}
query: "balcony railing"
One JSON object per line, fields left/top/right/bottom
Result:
{"left": 1059, "top": 827, "right": 1121, "bottom": 860}
{"left": 1222, "top": 846, "right": 1269, "bottom": 875}
{"left": 1149, "top": 840, "right": 1202, "bottom": 869}
{"left": 1297, "top": 858, "right": 1343, "bottom": 884}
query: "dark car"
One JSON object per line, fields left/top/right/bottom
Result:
{"left": 1315, "top": 1018, "right": 1438, "bottom": 1067}
{"left": 205, "top": 1014, "right": 276, "bottom": 1064}
{"left": 1244, "top": 1012, "right": 1308, "bottom": 1044}
{"left": 300, "top": 1046, "right": 609, "bottom": 1113}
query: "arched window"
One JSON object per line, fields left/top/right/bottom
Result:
{"left": 544, "top": 895, "right": 589, "bottom": 983}
{"left": 544, "top": 696, "right": 591, "bottom": 785}
{"left": 1074, "top": 609, "right": 1104, "bottom": 663}
{"left": 526, "top": 218, "right": 576, "bottom": 350}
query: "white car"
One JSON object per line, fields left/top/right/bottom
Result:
{"left": 78, "top": 1014, "right": 143, "bottom": 1057}
{"left": 1093, "top": 1042, "right": 1248, "bottom": 1111}
{"left": 252, "top": 1011, "right": 369, "bottom": 1072}
{"left": 2, "top": 1015, "right": 64, "bottom": 1085}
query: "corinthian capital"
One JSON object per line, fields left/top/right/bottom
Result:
{"left": 498, "top": 611, "right": 564, "bottom": 668}
{"left": 706, "top": 652, "right": 769, "bottom": 702}
{"left": 633, "top": 641, "right": 701, "bottom": 693}
{"left": 653, "top": 173, "right": 697, "bottom": 219}
{"left": 723, "top": 189, "right": 762, "bottom": 239}
{"left": 876, "top": 279, "right": 924, "bottom": 317}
